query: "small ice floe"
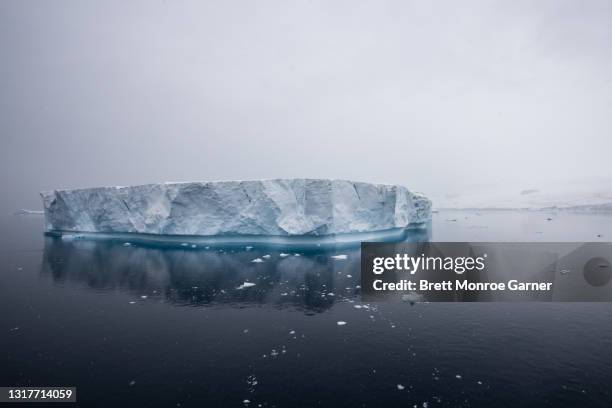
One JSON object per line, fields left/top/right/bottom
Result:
{"left": 397, "top": 384, "right": 405, "bottom": 390}
{"left": 280, "top": 253, "right": 290, "bottom": 257}
{"left": 289, "top": 330, "right": 295, "bottom": 335}
{"left": 140, "top": 295, "right": 147, "bottom": 299}
{"left": 346, "top": 274, "right": 352, "bottom": 278}
{"left": 242, "top": 399, "right": 250, "bottom": 404}
{"left": 477, "top": 381, "right": 483, "bottom": 385}
{"left": 281, "top": 292, "right": 288, "bottom": 296}
{"left": 17, "top": 267, "right": 23, "bottom": 271}
{"left": 455, "top": 374, "right": 462, "bottom": 379}
{"left": 237, "top": 282, "right": 256, "bottom": 290}
{"left": 9, "top": 327, "right": 19, "bottom": 332}
{"left": 205, "top": 246, "right": 210, "bottom": 249}
{"left": 560, "top": 269, "right": 570, "bottom": 275}
{"left": 243, "top": 329, "right": 249, "bottom": 334}
{"left": 245, "top": 246, "right": 253, "bottom": 250}
{"left": 294, "top": 253, "right": 300, "bottom": 257}
{"left": 337, "top": 321, "right": 347, "bottom": 326}
{"left": 246, "top": 375, "right": 258, "bottom": 387}
{"left": 327, "top": 292, "right": 334, "bottom": 296}
{"left": 129, "top": 301, "right": 136, "bottom": 304}
{"left": 129, "top": 380, "right": 136, "bottom": 386}
{"left": 262, "top": 254, "right": 271, "bottom": 259}
{"left": 270, "top": 349, "right": 279, "bottom": 357}
{"left": 401, "top": 292, "right": 424, "bottom": 305}
{"left": 251, "top": 258, "right": 264, "bottom": 263}
{"left": 181, "top": 243, "right": 189, "bottom": 246}
{"left": 331, "top": 254, "right": 348, "bottom": 260}
{"left": 191, "top": 244, "right": 197, "bottom": 248}
{"left": 123, "top": 242, "right": 132, "bottom": 247}
{"left": 354, "top": 305, "right": 362, "bottom": 309}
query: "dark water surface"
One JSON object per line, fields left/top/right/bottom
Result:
{"left": 2, "top": 211, "right": 612, "bottom": 407}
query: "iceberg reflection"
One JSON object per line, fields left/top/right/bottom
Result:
{"left": 41, "top": 227, "right": 429, "bottom": 312}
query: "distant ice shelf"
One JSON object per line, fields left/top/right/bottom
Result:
{"left": 434, "top": 182, "right": 612, "bottom": 211}
{"left": 14, "top": 209, "right": 44, "bottom": 215}
{"left": 41, "top": 179, "right": 431, "bottom": 242}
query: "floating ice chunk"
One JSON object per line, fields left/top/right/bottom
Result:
{"left": 245, "top": 246, "right": 253, "bottom": 250}
{"left": 397, "top": 384, "right": 405, "bottom": 390}
{"left": 14, "top": 209, "right": 44, "bottom": 215}
{"left": 123, "top": 242, "right": 131, "bottom": 247}
{"left": 262, "top": 254, "right": 271, "bottom": 259}
{"left": 289, "top": 330, "right": 295, "bottom": 335}
{"left": 251, "top": 258, "right": 264, "bottom": 263}
{"left": 337, "top": 321, "right": 347, "bottom": 326}
{"left": 237, "top": 282, "right": 256, "bottom": 290}
{"left": 41, "top": 180, "right": 431, "bottom": 236}
{"left": 402, "top": 292, "right": 424, "bottom": 305}
{"left": 280, "top": 253, "right": 290, "bottom": 257}
{"left": 331, "top": 254, "right": 348, "bottom": 260}
{"left": 246, "top": 375, "right": 258, "bottom": 387}
{"left": 455, "top": 374, "right": 462, "bottom": 379}
{"left": 129, "top": 380, "right": 136, "bottom": 386}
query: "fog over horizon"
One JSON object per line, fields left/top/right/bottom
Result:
{"left": 1, "top": 0, "right": 611, "bottom": 211}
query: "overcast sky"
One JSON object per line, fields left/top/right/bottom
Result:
{"left": 1, "top": 0, "right": 611, "bottom": 210}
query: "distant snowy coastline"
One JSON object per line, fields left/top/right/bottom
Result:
{"left": 434, "top": 183, "right": 612, "bottom": 212}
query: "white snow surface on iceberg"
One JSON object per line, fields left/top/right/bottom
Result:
{"left": 41, "top": 179, "right": 431, "bottom": 236}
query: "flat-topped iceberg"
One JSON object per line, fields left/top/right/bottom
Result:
{"left": 41, "top": 179, "right": 431, "bottom": 237}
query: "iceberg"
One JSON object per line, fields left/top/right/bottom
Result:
{"left": 41, "top": 179, "right": 431, "bottom": 241}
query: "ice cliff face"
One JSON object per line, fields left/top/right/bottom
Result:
{"left": 41, "top": 179, "right": 431, "bottom": 236}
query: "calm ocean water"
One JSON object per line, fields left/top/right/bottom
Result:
{"left": 2, "top": 211, "right": 612, "bottom": 407}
